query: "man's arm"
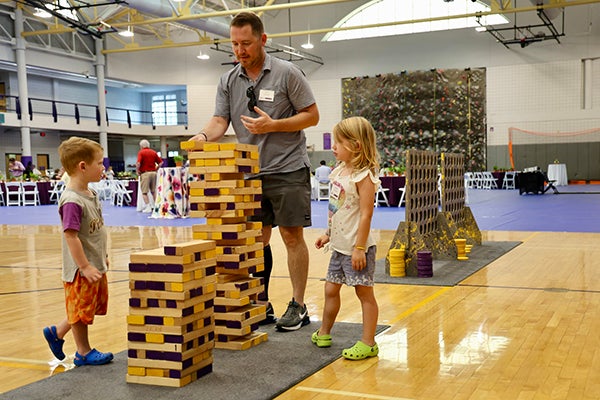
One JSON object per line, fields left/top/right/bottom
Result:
{"left": 190, "top": 116, "right": 230, "bottom": 142}
{"left": 240, "top": 103, "right": 319, "bottom": 135}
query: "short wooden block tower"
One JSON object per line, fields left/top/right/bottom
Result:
{"left": 183, "top": 140, "right": 268, "bottom": 351}
{"left": 126, "top": 240, "right": 217, "bottom": 387}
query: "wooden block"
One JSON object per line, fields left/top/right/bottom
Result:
{"left": 217, "top": 256, "right": 264, "bottom": 271}
{"left": 128, "top": 313, "right": 214, "bottom": 336}
{"left": 163, "top": 240, "right": 215, "bottom": 256}
{"left": 189, "top": 179, "right": 246, "bottom": 189}
{"left": 189, "top": 165, "right": 256, "bottom": 175}
{"left": 213, "top": 296, "right": 250, "bottom": 308}
{"left": 216, "top": 263, "right": 264, "bottom": 276}
{"left": 190, "top": 201, "right": 261, "bottom": 212}
{"left": 203, "top": 172, "right": 245, "bottom": 181}
{"left": 217, "top": 281, "right": 263, "bottom": 299}
{"left": 213, "top": 303, "right": 265, "bottom": 322}
{"left": 128, "top": 330, "right": 214, "bottom": 353}
{"left": 216, "top": 277, "right": 262, "bottom": 292}
{"left": 189, "top": 209, "right": 256, "bottom": 219}
{"left": 218, "top": 242, "right": 263, "bottom": 255}
{"left": 130, "top": 248, "right": 195, "bottom": 265}
{"left": 129, "top": 292, "right": 216, "bottom": 318}
{"left": 126, "top": 355, "right": 213, "bottom": 387}
{"left": 214, "top": 331, "right": 268, "bottom": 351}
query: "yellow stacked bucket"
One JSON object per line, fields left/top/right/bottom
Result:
{"left": 455, "top": 239, "right": 468, "bottom": 260}
{"left": 388, "top": 246, "right": 406, "bottom": 277}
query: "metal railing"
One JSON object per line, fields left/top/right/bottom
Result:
{"left": 0, "top": 95, "right": 188, "bottom": 129}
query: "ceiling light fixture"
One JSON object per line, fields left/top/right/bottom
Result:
{"left": 301, "top": 23, "right": 314, "bottom": 50}
{"left": 119, "top": 12, "right": 134, "bottom": 37}
{"left": 119, "top": 26, "right": 134, "bottom": 37}
{"left": 196, "top": 50, "right": 210, "bottom": 60}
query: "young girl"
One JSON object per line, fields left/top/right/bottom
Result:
{"left": 313, "top": 116, "right": 381, "bottom": 360}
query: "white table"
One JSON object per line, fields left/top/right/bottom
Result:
{"left": 547, "top": 163, "right": 568, "bottom": 186}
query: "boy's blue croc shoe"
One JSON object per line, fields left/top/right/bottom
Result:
{"left": 74, "top": 349, "right": 113, "bottom": 367}
{"left": 43, "top": 326, "right": 65, "bottom": 360}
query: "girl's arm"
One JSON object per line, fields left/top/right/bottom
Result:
{"left": 64, "top": 229, "right": 102, "bottom": 283}
{"left": 352, "top": 175, "right": 376, "bottom": 270}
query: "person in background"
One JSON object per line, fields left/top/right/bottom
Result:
{"left": 104, "top": 166, "right": 115, "bottom": 180}
{"left": 43, "top": 136, "right": 113, "bottom": 367}
{"left": 8, "top": 156, "right": 25, "bottom": 180}
{"left": 136, "top": 139, "right": 162, "bottom": 213}
{"left": 189, "top": 11, "right": 319, "bottom": 331}
{"left": 313, "top": 116, "right": 381, "bottom": 360}
{"left": 315, "top": 160, "right": 332, "bottom": 183}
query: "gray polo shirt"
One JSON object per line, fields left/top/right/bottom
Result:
{"left": 214, "top": 54, "right": 315, "bottom": 176}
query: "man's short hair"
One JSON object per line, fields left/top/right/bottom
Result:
{"left": 139, "top": 139, "right": 150, "bottom": 149}
{"left": 231, "top": 11, "right": 264, "bottom": 38}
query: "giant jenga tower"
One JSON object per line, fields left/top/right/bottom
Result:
{"left": 126, "top": 240, "right": 217, "bottom": 387}
{"left": 182, "top": 141, "right": 268, "bottom": 351}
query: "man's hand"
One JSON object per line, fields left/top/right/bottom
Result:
{"left": 240, "top": 107, "right": 273, "bottom": 134}
{"left": 190, "top": 132, "right": 208, "bottom": 142}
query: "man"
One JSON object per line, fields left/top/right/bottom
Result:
{"left": 8, "top": 156, "right": 25, "bottom": 180}
{"left": 315, "top": 160, "right": 331, "bottom": 183}
{"left": 190, "top": 11, "right": 319, "bottom": 331}
{"left": 136, "top": 139, "right": 162, "bottom": 213}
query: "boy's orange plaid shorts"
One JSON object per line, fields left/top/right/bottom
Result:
{"left": 64, "top": 270, "right": 108, "bottom": 325}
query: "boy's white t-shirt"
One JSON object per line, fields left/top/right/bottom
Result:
{"left": 327, "top": 164, "right": 380, "bottom": 255}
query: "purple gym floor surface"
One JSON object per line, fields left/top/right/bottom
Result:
{"left": 1, "top": 185, "right": 599, "bottom": 232}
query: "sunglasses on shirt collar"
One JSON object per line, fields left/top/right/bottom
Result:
{"left": 246, "top": 86, "right": 257, "bottom": 113}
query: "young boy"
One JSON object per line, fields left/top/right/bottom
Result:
{"left": 43, "top": 137, "right": 113, "bottom": 366}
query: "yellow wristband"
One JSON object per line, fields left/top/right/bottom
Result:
{"left": 354, "top": 246, "right": 366, "bottom": 251}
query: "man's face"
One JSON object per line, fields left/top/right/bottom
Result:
{"left": 230, "top": 24, "right": 265, "bottom": 71}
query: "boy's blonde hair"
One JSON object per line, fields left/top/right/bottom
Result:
{"left": 333, "top": 116, "right": 380, "bottom": 174}
{"left": 58, "top": 136, "right": 103, "bottom": 175}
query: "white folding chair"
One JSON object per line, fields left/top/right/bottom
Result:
{"left": 5, "top": 182, "right": 23, "bottom": 206}
{"left": 502, "top": 171, "right": 517, "bottom": 189}
{"left": 317, "top": 181, "right": 330, "bottom": 201}
{"left": 21, "top": 182, "right": 40, "bottom": 206}
{"left": 464, "top": 172, "right": 475, "bottom": 189}
{"left": 398, "top": 187, "right": 406, "bottom": 207}
{"left": 481, "top": 172, "right": 498, "bottom": 189}
{"left": 49, "top": 181, "right": 65, "bottom": 203}
{"left": 110, "top": 180, "right": 133, "bottom": 206}
{"left": 374, "top": 186, "right": 389, "bottom": 207}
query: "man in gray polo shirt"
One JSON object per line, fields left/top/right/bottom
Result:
{"left": 190, "top": 11, "right": 319, "bottom": 332}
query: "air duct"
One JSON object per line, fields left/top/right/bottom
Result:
{"left": 124, "top": 0, "right": 231, "bottom": 38}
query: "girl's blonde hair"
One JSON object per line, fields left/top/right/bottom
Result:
{"left": 333, "top": 116, "right": 380, "bottom": 174}
{"left": 59, "top": 136, "right": 103, "bottom": 175}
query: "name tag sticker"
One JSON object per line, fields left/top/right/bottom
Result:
{"left": 330, "top": 183, "right": 341, "bottom": 200}
{"left": 259, "top": 89, "right": 275, "bottom": 102}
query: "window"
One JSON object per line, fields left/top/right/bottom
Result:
{"left": 152, "top": 94, "right": 178, "bottom": 126}
{"left": 323, "top": 0, "right": 509, "bottom": 42}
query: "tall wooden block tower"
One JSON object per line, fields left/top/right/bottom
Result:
{"left": 126, "top": 240, "right": 217, "bottom": 387}
{"left": 183, "top": 141, "right": 268, "bottom": 350}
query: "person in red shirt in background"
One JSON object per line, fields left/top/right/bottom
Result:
{"left": 136, "top": 139, "right": 162, "bottom": 213}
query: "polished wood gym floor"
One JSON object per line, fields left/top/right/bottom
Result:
{"left": 1, "top": 223, "right": 599, "bottom": 399}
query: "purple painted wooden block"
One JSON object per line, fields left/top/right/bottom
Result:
{"left": 128, "top": 332, "right": 145, "bottom": 342}
{"left": 164, "top": 264, "right": 184, "bottom": 273}
{"left": 145, "top": 316, "right": 163, "bottom": 325}
{"left": 134, "top": 281, "right": 146, "bottom": 290}
{"left": 128, "top": 263, "right": 146, "bottom": 272}
{"left": 147, "top": 263, "right": 166, "bottom": 272}
{"left": 129, "top": 298, "right": 141, "bottom": 307}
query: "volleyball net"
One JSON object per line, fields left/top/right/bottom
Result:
{"left": 508, "top": 127, "right": 600, "bottom": 169}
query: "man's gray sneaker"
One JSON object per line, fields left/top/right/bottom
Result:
{"left": 275, "top": 298, "right": 310, "bottom": 331}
